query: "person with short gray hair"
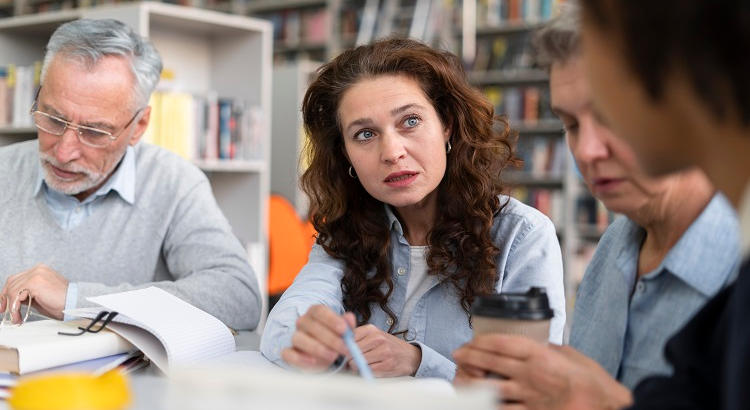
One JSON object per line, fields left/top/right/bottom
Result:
{"left": 0, "top": 18, "right": 261, "bottom": 331}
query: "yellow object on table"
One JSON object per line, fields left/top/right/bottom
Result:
{"left": 8, "top": 371, "right": 131, "bottom": 410}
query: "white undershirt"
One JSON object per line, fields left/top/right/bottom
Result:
{"left": 398, "top": 246, "right": 437, "bottom": 333}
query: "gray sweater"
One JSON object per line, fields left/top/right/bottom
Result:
{"left": 0, "top": 140, "right": 260, "bottom": 330}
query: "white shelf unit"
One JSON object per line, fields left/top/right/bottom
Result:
{"left": 0, "top": 2, "right": 273, "bottom": 331}
{"left": 270, "top": 60, "right": 320, "bottom": 218}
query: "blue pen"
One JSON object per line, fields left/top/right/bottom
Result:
{"left": 342, "top": 326, "right": 375, "bottom": 381}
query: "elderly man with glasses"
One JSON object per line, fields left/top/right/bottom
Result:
{"left": 0, "top": 18, "right": 262, "bottom": 331}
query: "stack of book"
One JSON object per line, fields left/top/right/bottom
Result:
{"left": 142, "top": 91, "right": 264, "bottom": 162}
{"left": 0, "top": 63, "right": 41, "bottom": 129}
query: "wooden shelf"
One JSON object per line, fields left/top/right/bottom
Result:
{"left": 193, "top": 158, "right": 265, "bottom": 173}
{"left": 504, "top": 171, "right": 564, "bottom": 188}
{"left": 463, "top": 21, "right": 547, "bottom": 36}
{"left": 468, "top": 68, "right": 549, "bottom": 86}
{"left": 274, "top": 40, "right": 326, "bottom": 54}
{"left": 246, "top": 0, "right": 326, "bottom": 13}
{"left": 0, "top": 126, "right": 36, "bottom": 134}
{"left": 514, "top": 119, "right": 564, "bottom": 135}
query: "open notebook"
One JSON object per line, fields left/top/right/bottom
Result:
{"left": 65, "top": 287, "right": 236, "bottom": 373}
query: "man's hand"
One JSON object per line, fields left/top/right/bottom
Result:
{"left": 281, "top": 305, "right": 356, "bottom": 371}
{"left": 453, "top": 334, "right": 633, "bottom": 410}
{"left": 348, "top": 324, "right": 422, "bottom": 377}
{"left": 0, "top": 264, "right": 69, "bottom": 322}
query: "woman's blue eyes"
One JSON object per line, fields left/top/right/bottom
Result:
{"left": 352, "top": 116, "right": 420, "bottom": 141}
{"left": 354, "top": 129, "right": 375, "bottom": 140}
{"left": 404, "top": 116, "right": 419, "bottom": 127}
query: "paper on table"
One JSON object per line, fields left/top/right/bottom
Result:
{"left": 66, "top": 287, "right": 235, "bottom": 372}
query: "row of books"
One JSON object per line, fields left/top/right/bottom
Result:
{"left": 482, "top": 85, "right": 556, "bottom": 123}
{"left": 0, "top": 63, "right": 40, "bottom": 128}
{"left": 576, "top": 194, "right": 612, "bottom": 230}
{"left": 143, "top": 91, "right": 264, "bottom": 161}
{"left": 476, "top": 0, "right": 562, "bottom": 27}
{"left": 509, "top": 186, "right": 564, "bottom": 228}
{"left": 515, "top": 136, "right": 566, "bottom": 177}
{"left": 508, "top": 187, "right": 613, "bottom": 239}
{"left": 471, "top": 34, "right": 534, "bottom": 72}
{"left": 16, "top": 0, "right": 232, "bottom": 15}
{"left": 262, "top": 7, "right": 330, "bottom": 47}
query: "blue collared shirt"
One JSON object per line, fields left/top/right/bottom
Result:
{"left": 569, "top": 194, "right": 740, "bottom": 389}
{"left": 34, "top": 146, "right": 136, "bottom": 319}
{"left": 261, "top": 196, "right": 566, "bottom": 380}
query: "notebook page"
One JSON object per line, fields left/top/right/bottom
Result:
{"left": 86, "top": 287, "right": 236, "bottom": 367}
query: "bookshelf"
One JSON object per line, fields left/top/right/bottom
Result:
{"left": 270, "top": 60, "right": 320, "bottom": 218}
{"left": 247, "top": 0, "right": 345, "bottom": 63}
{"left": 456, "top": 0, "right": 615, "bottom": 336}
{"left": 0, "top": 2, "right": 273, "bottom": 332}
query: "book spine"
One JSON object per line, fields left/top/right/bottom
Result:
{"left": 218, "top": 99, "right": 232, "bottom": 160}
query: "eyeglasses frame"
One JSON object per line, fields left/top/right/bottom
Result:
{"left": 29, "top": 87, "right": 144, "bottom": 148}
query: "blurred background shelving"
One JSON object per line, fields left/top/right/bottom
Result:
{"left": 0, "top": 0, "right": 616, "bottom": 338}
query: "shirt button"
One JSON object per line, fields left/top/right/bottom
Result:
{"left": 75, "top": 207, "right": 81, "bottom": 213}
{"left": 405, "top": 330, "right": 416, "bottom": 341}
{"left": 386, "top": 318, "right": 394, "bottom": 326}
{"left": 397, "top": 267, "right": 406, "bottom": 276}
{"left": 636, "top": 282, "right": 645, "bottom": 292}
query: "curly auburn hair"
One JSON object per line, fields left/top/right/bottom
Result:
{"left": 301, "top": 38, "right": 520, "bottom": 331}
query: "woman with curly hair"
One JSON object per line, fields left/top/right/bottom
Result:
{"left": 260, "top": 37, "right": 565, "bottom": 380}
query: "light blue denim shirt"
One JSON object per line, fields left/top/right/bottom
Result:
{"left": 569, "top": 194, "right": 740, "bottom": 390}
{"left": 261, "top": 195, "right": 565, "bottom": 380}
{"left": 33, "top": 146, "right": 136, "bottom": 320}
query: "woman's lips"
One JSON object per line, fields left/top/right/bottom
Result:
{"left": 592, "top": 177, "right": 624, "bottom": 193}
{"left": 384, "top": 172, "right": 418, "bottom": 187}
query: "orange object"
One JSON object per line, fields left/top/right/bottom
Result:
{"left": 267, "top": 195, "right": 316, "bottom": 295}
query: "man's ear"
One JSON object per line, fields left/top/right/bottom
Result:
{"left": 128, "top": 105, "right": 151, "bottom": 146}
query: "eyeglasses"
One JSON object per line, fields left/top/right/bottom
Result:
{"left": 29, "top": 90, "right": 143, "bottom": 148}
{"left": 0, "top": 289, "right": 37, "bottom": 330}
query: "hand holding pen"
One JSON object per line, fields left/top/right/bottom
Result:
{"left": 281, "top": 305, "right": 358, "bottom": 371}
{"left": 282, "top": 304, "right": 421, "bottom": 378}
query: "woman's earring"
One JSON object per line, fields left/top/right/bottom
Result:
{"left": 446, "top": 140, "right": 452, "bottom": 154}
{"left": 348, "top": 166, "right": 357, "bottom": 178}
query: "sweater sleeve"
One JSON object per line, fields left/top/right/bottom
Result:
{"left": 260, "top": 244, "right": 346, "bottom": 367}
{"left": 74, "top": 179, "right": 261, "bottom": 331}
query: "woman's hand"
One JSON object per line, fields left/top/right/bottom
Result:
{"left": 453, "top": 334, "right": 632, "bottom": 410}
{"left": 348, "top": 324, "right": 422, "bottom": 377}
{"left": 281, "top": 304, "right": 356, "bottom": 371}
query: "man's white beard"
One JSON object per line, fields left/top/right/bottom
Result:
{"left": 39, "top": 150, "right": 124, "bottom": 196}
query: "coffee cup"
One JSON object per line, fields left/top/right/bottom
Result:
{"left": 471, "top": 287, "right": 553, "bottom": 343}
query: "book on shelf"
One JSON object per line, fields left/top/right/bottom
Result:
{"left": 475, "top": 0, "right": 559, "bottom": 27}
{"left": 509, "top": 186, "right": 564, "bottom": 228}
{"left": 575, "top": 194, "right": 612, "bottom": 232}
{"left": 515, "top": 136, "right": 565, "bottom": 177}
{"left": 481, "top": 85, "right": 556, "bottom": 124}
{"left": 143, "top": 90, "right": 264, "bottom": 163}
{"left": 0, "top": 63, "right": 40, "bottom": 130}
{"left": 301, "top": 7, "right": 329, "bottom": 44}
{"left": 473, "top": 33, "right": 534, "bottom": 72}
{"left": 259, "top": 7, "right": 330, "bottom": 48}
